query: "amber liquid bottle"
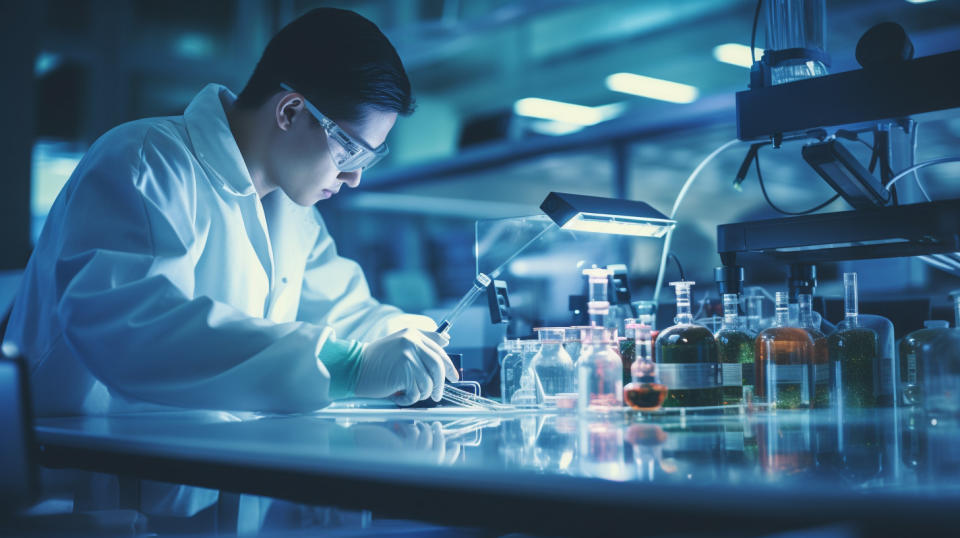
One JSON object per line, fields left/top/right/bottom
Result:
{"left": 624, "top": 326, "right": 667, "bottom": 411}
{"left": 797, "top": 293, "right": 830, "bottom": 408}
{"left": 756, "top": 292, "right": 813, "bottom": 409}
{"left": 656, "top": 281, "right": 722, "bottom": 407}
{"left": 715, "top": 293, "right": 753, "bottom": 405}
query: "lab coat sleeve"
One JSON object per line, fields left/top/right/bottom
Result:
{"left": 297, "top": 215, "right": 437, "bottom": 343}
{"left": 54, "top": 126, "right": 361, "bottom": 412}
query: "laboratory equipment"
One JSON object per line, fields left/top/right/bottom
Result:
{"left": 530, "top": 328, "right": 576, "bottom": 405}
{"left": 797, "top": 290, "right": 830, "bottom": 408}
{"left": 634, "top": 301, "right": 660, "bottom": 361}
{"left": 619, "top": 319, "right": 638, "bottom": 385}
{"left": 899, "top": 320, "right": 950, "bottom": 406}
{"left": 583, "top": 266, "right": 613, "bottom": 327}
{"left": 623, "top": 326, "right": 667, "bottom": 412}
{"left": 759, "top": 0, "right": 829, "bottom": 86}
{"left": 920, "top": 292, "right": 960, "bottom": 420}
{"left": 500, "top": 340, "right": 523, "bottom": 404}
{"left": 576, "top": 327, "right": 623, "bottom": 413}
{"left": 563, "top": 327, "right": 587, "bottom": 365}
{"left": 746, "top": 294, "right": 765, "bottom": 335}
{"left": 715, "top": 293, "right": 754, "bottom": 406}
{"left": 435, "top": 273, "right": 492, "bottom": 336}
{"left": 511, "top": 367, "right": 545, "bottom": 409}
{"left": 656, "top": 281, "right": 722, "bottom": 408}
{"left": 540, "top": 192, "right": 675, "bottom": 238}
{"left": 756, "top": 292, "right": 813, "bottom": 409}
{"left": 829, "top": 273, "right": 882, "bottom": 409}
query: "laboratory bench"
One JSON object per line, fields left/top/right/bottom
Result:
{"left": 29, "top": 403, "right": 960, "bottom": 536}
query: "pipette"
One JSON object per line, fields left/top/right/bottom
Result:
{"left": 435, "top": 273, "right": 492, "bottom": 336}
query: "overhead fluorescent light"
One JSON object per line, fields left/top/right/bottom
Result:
{"left": 605, "top": 73, "right": 698, "bottom": 104}
{"left": 540, "top": 192, "right": 676, "bottom": 238}
{"left": 906, "top": 0, "right": 936, "bottom": 4}
{"left": 713, "top": 43, "right": 763, "bottom": 68}
{"left": 513, "top": 98, "right": 625, "bottom": 126}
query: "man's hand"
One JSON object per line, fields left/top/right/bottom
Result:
{"left": 355, "top": 329, "right": 458, "bottom": 405}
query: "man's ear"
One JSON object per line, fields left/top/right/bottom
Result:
{"left": 275, "top": 93, "right": 306, "bottom": 132}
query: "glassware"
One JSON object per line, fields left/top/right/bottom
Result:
{"left": 715, "top": 293, "right": 754, "bottom": 406}
{"left": 530, "top": 327, "right": 576, "bottom": 406}
{"left": 620, "top": 319, "right": 638, "bottom": 385}
{"left": 798, "top": 292, "right": 830, "bottom": 408}
{"left": 746, "top": 294, "right": 765, "bottom": 334}
{"left": 899, "top": 320, "right": 950, "bottom": 406}
{"left": 563, "top": 327, "right": 588, "bottom": 365}
{"left": 656, "top": 281, "right": 722, "bottom": 407}
{"left": 829, "top": 272, "right": 881, "bottom": 409}
{"left": 583, "top": 266, "right": 613, "bottom": 327}
{"left": 624, "top": 326, "right": 667, "bottom": 411}
{"left": 920, "top": 292, "right": 960, "bottom": 420}
{"left": 756, "top": 291, "right": 813, "bottom": 409}
{"left": 764, "top": 0, "right": 829, "bottom": 85}
{"left": 499, "top": 339, "right": 523, "bottom": 404}
{"left": 511, "top": 340, "right": 544, "bottom": 408}
{"left": 576, "top": 327, "right": 624, "bottom": 413}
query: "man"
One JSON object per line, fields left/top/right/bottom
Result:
{"left": 3, "top": 8, "right": 458, "bottom": 416}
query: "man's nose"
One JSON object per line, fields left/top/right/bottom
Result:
{"left": 338, "top": 169, "right": 362, "bottom": 188}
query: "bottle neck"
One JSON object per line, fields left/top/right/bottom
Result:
{"left": 774, "top": 292, "right": 790, "bottom": 327}
{"left": 954, "top": 296, "right": 960, "bottom": 329}
{"left": 722, "top": 293, "right": 740, "bottom": 329}
{"left": 675, "top": 288, "right": 693, "bottom": 325}
{"left": 797, "top": 293, "right": 815, "bottom": 328}
{"left": 843, "top": 273, "right": 859, "bottom": 327}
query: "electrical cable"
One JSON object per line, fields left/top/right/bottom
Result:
{"left": 651, "top": 138, "right": 743, "bottom": 306}
{"left": 668, "top": 253, "right": 685, "bottom": 282}
{"left": 750, "top": 0, "right": 763, "bottom": 66}
{"left": 885, "top": 157, "right": 960, "bottom": 192}
{"left": 754, "top": 151, "right": 840, "bottom": 215}
{"left": 910, "top": 123, "right": 933, "bottom": 202}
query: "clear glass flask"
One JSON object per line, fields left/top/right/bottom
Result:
{"left": 577, "top": 327, "right": 624, "bottom": 413}
{"left": 756, "top": 291, "right": 813, "bottom": 409}
{"left": 531, "top": 327, "right": 576, "bottom": 406}
{"left": 656, "top": 281, "right": 722, "bottom": 407}
{"left": 798, "top": 292, "right": 830, "bottom": 408}
{"left": 499, "top": 339, "right": 523, "bottom": 404}
{"left": 829, "top": 272, "right": 881, "bottom": 409}
{"left": 899, "top": 320, "right": 950, "bottom": 406}
{"left": 715, "top": 293, "right": 754, "bottom": 406}
{"left": 921, "top": 292, "right": 960, "bottom": 420}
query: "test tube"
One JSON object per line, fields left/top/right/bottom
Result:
{"left": 436, "top": 273, "right": 492, "bottom": 335}
{"left": 843, "top": 272, "right": 859, "bottom": 327}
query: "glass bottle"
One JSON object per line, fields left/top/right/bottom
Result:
{"left": 756, "top": 291, "right": 813, "bottom": 409}
{"left": 798, "top": 292, "right": 830, "bottom": 408}
{"left": 656, "top": 281, "right": 722, "bottom": 407}
{"left": 499, "top": 339, "right": 523, "bottom": 404}
{"left": 746, "top": 294, "right": 765, "bottom": 335}
{"left": 583, "top": 266, "right": 613, "bottom": 328}
{"left": 620, "top": 319, "right": 638, "bottom": 385}
{"left": 530, "top": 327, "right": 575, "bottom": 406}
{"left": 634, "top": 300, "right": 660, "bottom": 362}
{"left": 624, "top": 325, "right": 667, "bottom": 411}
{"left": 715, "top": 293, "right": 754, "bottom": 406}
{"left": 576, "top": 327, "right": 623, "bottom": 413}
{"left": 829, "top": 272, "right": 881, "bottom": 409}
{"left": 899, "top": 320, "right": 950, "bottom": 406}
{"left": 920, "top": 292, "right": 960, "bottom": 420}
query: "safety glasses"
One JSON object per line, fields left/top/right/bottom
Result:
{"left": 280, "top": 83, "right": 389, "bottom": 172}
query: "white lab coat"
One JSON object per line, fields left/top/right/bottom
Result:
{"left": 4, "top": 84, "right": 434, "bottom": 416}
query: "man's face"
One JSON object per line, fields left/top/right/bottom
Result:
{"left": 266, "top": 96, "right": 397, "bottom": 206}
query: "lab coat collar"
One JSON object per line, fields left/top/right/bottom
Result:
{"left": 184, "top": 84, "right": 257, "bottom": 197}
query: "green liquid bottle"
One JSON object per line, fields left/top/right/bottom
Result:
{"left": 829, "top": 272, "right": 881, "bottom": 409}
{"left": 798, "top": 293, "right": 830, "bottom": 408}
{"left": 898, "top": 320, "right": 950, "bottom": 406}
{"left": 756, "top": 291, "right": 813, "bottom": 409}
{"left": 656, "top": 281, "right": 722, "bottom": 407}
{"left": 715, "top": 293, "right": 754, "bottom": 405}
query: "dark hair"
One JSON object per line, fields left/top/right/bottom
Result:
{"left": 235, "top": 8, "right": 414, "bottom": 121}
